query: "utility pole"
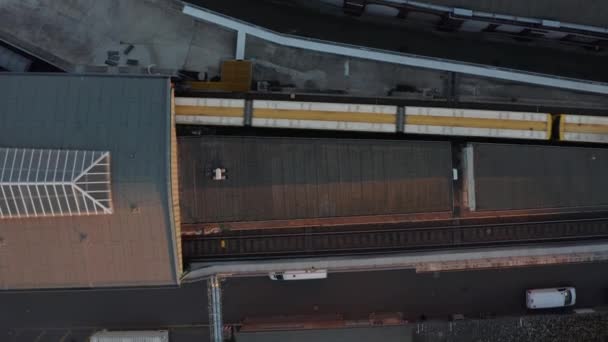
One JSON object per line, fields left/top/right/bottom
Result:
{"left": 208, "top": 275, "right": 223, "bottom": 342}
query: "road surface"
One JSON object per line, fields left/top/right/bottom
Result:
{"left": 222, "top": 262, "right": 608, "bottom": 321}
{"left": 2, "top": 261, "right": 607, "bottom": 341}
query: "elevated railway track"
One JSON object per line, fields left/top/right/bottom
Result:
{"left": 183, "top": 217, "right": 608, "bottom": 262}
{"left": 174, "top": 93, "right": 608, "bottom": 263}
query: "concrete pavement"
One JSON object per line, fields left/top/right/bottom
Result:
{"left": 187, "top": 0, "right": 608, "bottom": 81}
{"left": 3, "top": 0, "right": 608, "bottom": 109}
{"left": 0, "top": 0, "right": 235, "bottom": 74}
{"left": 184, "top": 0, "right": 608, "bottom": 107}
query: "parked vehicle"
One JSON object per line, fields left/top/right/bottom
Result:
{"left": 526, "top": 287, "right": 576, "bottom": 309}
{"left": 90, "top": 330, "right": 169, "bottom": 342}
{"left": 269, "top": 269, "right": 328, "bottom": 281}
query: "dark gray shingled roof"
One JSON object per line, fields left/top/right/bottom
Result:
{"left": 0, "top": 73, "right": 179, "bottom": 289}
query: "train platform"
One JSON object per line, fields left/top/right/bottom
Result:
{"left": 3, "top": 0, "right": 608, "bottom": 110}
{"left": 183, "top": 241, "right": 608, "bottom": 281}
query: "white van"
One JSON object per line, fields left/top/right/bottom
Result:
{"left": 90, "top": 330, "right": 168, "bottom": 342}
{"left": 526, "top": 287, "right": 576, "bottom": 309}
{"left": 269, "top": 269, "right": 328, "bottom": 281}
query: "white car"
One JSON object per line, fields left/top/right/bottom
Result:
{"left": 269, "top": 269, "right": 328, "bottom": 281}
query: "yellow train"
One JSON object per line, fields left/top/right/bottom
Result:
{"left": 174, "top": 97, "right": 608, "bottom": 143}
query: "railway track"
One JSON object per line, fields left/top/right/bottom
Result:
{"left": 182, "top": 217, "right": 608, "bottom": 261}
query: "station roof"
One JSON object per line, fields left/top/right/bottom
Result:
{"left": 179, "top": 136, "right": 453, "bottom": 224}
{"left": 0, "top": 74, "right": 180, "bottom": 289}
{"left": 470, "top": 143, "right": 608, "bottom": 211}
{"left": 235, "top": 326, "right": 412, "bottom": 342}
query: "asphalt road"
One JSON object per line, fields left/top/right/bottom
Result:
{"left": 222, "top": 262, "right": 608, "bottom": 322}
{"left": 2, "top": 261, "right": 608, "bottom": 341}
{"left": 0, "top": 283, "right": 207, "bottom": 330}
{"left": 0, "top": 283, "right": 209, "bottom": 342}
{"left": 184, "top": 0, "right": 608, "bottom": 82}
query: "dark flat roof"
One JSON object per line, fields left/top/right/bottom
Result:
{"left": 472, "top": 143, "right": 608, "bottom": 211}
{"left": 0, "top": 74, "right": 178, "bottom": 289}
{"left": 179, "top": 136, "right": 453, "bottom": 224}
{"left": 235, "top": 326, "right": 411, "bottom": 342}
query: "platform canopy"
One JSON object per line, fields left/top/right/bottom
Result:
{"left": 0, "top": 147, "right": 112, "bottom": 218}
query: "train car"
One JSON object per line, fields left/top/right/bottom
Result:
{"left": 175, "top": 97, "right": 245, "bottom": 126}
{"left": 174, "top": 97, "right": 553, "bottom": 141}
{"left": 251, "top": 100, "right": 397, "bottom": 133}
{"left": 559, "top": 114, "right": 608, "bottom": 144}
{"left": 403, "top": 106, "right": 551, "bottom": 140}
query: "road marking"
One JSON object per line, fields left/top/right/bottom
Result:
{"left": 32, "top": 331, "right": 45, "bottom": 342}
{"left": 58, "top": 330, "right": 71, "bottom": 342}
